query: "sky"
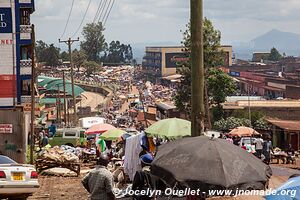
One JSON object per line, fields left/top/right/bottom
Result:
{"left": 32, "top": 0, "right": 300, "bottom": 47}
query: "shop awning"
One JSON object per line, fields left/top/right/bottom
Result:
{"left": 267, "top": 119, "right": 300, "bottom": 131}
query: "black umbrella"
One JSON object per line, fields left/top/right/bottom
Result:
{"left": 151, "top": 136, "right": 272, "bottom": 192}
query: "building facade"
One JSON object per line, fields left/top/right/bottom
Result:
{"left": 0, "top": 0, "right": 35, "bottom": 108}
{"left": 0, "top": 0, "right": 35, "bottom": 163}
{"left": 142, "top": 46, "right": 233, "bottom": 82}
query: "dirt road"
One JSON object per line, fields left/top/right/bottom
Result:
{"left": 28, "top": 166, "right": 298, "bottom": 200}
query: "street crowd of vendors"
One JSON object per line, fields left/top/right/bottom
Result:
{"left": 32, "top": 67, "right": 299, "bottom": 200}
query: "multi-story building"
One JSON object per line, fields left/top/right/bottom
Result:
{"left": 0, "top": 0, "right": 35, "bottom": 108}
{"left": 142, "top": 45, "right": 233, "bottom": 82}
{"left": 0, "top": 0, "right": 35, "bottom": 163}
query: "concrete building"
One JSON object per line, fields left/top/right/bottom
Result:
{"left": 252, "top": 52, "right": 270, "bottom": 62}
{"left": 0, "top": 0, "right": 35, "bottom": 163}
{"left": 0, "top": 0, "right": 35, "bottom": 107}
{"left": 142, "top": 45, "right": 233, "bottom": 82}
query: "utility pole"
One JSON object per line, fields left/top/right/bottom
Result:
{"left": 191, "top": 0, "right": 205, "bottom": 137}
{"left": 59, "top": 38, "right": 79, "bottom": 126}
{"left": 62, "top": 71, "right": 67, "bottom": 126}
{"left": 30, "top": 24, "right": 36, "bottom": 164}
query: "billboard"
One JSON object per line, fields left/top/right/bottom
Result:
{"left": 0, "top": 4, "right": 16, "bottom": 107}
{"left": 165, "top": 52, "right": 189, "bottom": 68}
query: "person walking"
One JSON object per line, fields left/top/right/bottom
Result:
{"left": 262, "top": 137, "right": 274, "bottom": 165}
{"left": 82, "top": 155, "right": 115, "bottom": 200}
{"left": 254, "top": 135, "right": 263, "bottom": 159}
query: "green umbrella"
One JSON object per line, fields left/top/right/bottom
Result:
{"left": 145, "top": 118, "right": 191, "bottom": 139}
{"left": 99, "top": 129, "right": 126, "bottom": 141}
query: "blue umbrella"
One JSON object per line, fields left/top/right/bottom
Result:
{"left": 265, "top": 176, "right": 300, "bottom": 200}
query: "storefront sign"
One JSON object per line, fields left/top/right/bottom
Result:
{"left": 0, "top": 8, "right": 12, "bottom": 33}
{"left": 0, "top": 124, "right": 13, "bottom": 133}
{"left": 165, "top": 53, "right": 189, "bottom": 68}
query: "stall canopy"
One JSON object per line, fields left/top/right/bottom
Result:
{"left": 85, "top": 123, "right": 116, "bottom": 135}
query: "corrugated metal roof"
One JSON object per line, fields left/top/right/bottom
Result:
{"left": 267, "top": 119, "right": 300, "bottom": 131}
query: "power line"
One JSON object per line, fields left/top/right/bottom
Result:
{"left": 59, "top": 0, "right": 75, "bottom": 39}
{"left": 71, "top": 0, "right": 93, "bottom": 38}
{"left": 97, "top": 0, "right": 108, "bottom": 22}
{"left": 103, "top": 0, "right": 115, "bottom": 26}
{"left": 100, "top": 0, "right": 112, "bottom": 23}
{"left": 93, "top": 0, "right": 104, "bottom": 23}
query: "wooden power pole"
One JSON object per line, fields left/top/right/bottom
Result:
{"left": 191, "top": 0, "right": 205, "bottom": 137}
{"left": 59, "top": 38, "right": 79, "bottom": 126}
{"left": 30, "top": 24, "right": 36, "bottom": 164}
{"left": 62, "top": 71, "right": 67, "bottom": 125}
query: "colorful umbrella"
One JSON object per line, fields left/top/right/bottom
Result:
{"left": 85, "top": 123, "right": 116, "bottom": 135}
{"left": 145, "top": 118, "right": 191, "bottom": 139}
{"left": 228, "top": 126, "right": 260, "bottom": 137}
{"left": 99, "top": 129, "right": 126, "bottom": 141}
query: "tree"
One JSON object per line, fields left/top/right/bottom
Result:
{"left": 84, "top": 61, "right": 101, "bottom": 77}
{"left": 101, "top": 41, "right": 133, "bottom": 63}
{"left": 35, "top": 40, "right": 48, "bottom": 63}
{"left": 174, "top": 18, "right": 236, "bottom": 119}
{"left": 207, "top": 68, "right": 236, "bottom": 121}
{"left": 72, "top": 49, "right": 87, "bottom": 72}
{"left": 213, "top": 117, "right": 251, "bottom": 132}
{"left": 268, "top": 47, "right": 282, "bottom": 61}
{"left": 80, "top": 22, "right": 105, "bottom": 62}
{"left": 60, "top": 51, "right": 69, "bottom": 62}
{"left": 35, "top": 41, "right": 60, "bottom": 66}
{"left": 44, "top": 44, "right": 60, "bottom": 67}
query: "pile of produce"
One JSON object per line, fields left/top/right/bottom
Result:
{"left": 38, "top": 146, "right": 79, "bottom": 163}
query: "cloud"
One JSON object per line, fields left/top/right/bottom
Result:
{"left": 32, "top": 0, "right": 300, "bottom": 47}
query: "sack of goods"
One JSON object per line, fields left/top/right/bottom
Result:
{"left": 39, "top": 146, "right": 80, "bottom": 163}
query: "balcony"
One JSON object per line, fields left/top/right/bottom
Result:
{"left": 21, "top": 95, "right": 40, "bottom": 104}
{"left": 20, "top": 25, "right": 32, "bottom": 40}
{"left": 20, "top": 59, "right": 32, "bottom": 75}
{"left": 19, "top": 0, "right": 32, "bottom": 4}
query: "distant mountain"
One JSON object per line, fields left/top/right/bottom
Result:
{"left": 251, "top": 29, "right": 300, "bottom": 52}
{"left": 234, "top": 29, "right": 300, "bottom": 60}
{"left": 131, "top": 41, "right": 180, "bottom": 64}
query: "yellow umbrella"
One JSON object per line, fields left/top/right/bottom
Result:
{"left": 99, "top": 129, "right": 126, "bottom": 141}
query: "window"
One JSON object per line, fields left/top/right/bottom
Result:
{"left": 21, "top": 46, "right": 31, "bottom": 60}
{"left": 20, "top": 9, "right": 30, "bottom": 25}
{"left": 21, "top": 80, "right": 31, "bottom": 95}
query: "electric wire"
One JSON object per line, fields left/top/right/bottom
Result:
{"left": 103, "top": 0, "right": 115, "bottom": 26}
{"left": 59, "top": 0, "right": 75, "bottom": 39}
{"left": 92, "top": 0, "right": 104, "bottom": 23}
{"left": 71, "top": 0, "right": 93, "bottom": 38}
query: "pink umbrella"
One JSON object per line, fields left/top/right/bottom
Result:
{"left": 85, "top": 123, "right": 116, "bottom": 135}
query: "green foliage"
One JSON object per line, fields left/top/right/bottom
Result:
{"left": 174, "top": 18, "right": 236, "bottom": 118}
{"left": 36, "top": 41, "right": 60, "bottom": 66}
{"left": 213, "top": 117, "right": 251, "bottom": 132}
{"left": 207, "top": 68, "right": 236, "bottom": 106}
{"left": 60, "top": 51, "right": 69, "bottom": 62}
{"left": 232, "top": 110, "right": 265, "bottom": 125}
{"left": 80, "top": 22, "right": 106, "bottom": 62}
{"left": 267, "top": 47, "right": 282, "bottom": 61}
{"left": 253, "top": 118, "right": 269, "bottom": 130}
{"left": 84, "top": 61, "right": 102, "bottom": 77}
{"left": 102, "top": 40, "right": 133, "bottom": 63}
{"left": 72, "top": 49, "right": 87, "bottom": 72}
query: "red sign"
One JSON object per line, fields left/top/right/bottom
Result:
{"left": 0, "top": 124, "right": 12, "bottom": 133}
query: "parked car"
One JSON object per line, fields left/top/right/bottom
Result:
{"left": 49, "top": 127, "right": 86, "bottom": 147}
{"left": 0, "top": 155, "right": 39, "bottom": 199}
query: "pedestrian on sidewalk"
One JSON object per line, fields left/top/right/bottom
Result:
{"left": 82, "top": 155, "right": 116, "bottom": 200}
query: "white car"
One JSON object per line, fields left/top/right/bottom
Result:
{"left": 0, "top": 155, "right": 39, "bottom": 199}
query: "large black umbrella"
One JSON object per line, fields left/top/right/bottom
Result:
{"left": 151, "top": 136, "right": 272, "bottom": 192}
